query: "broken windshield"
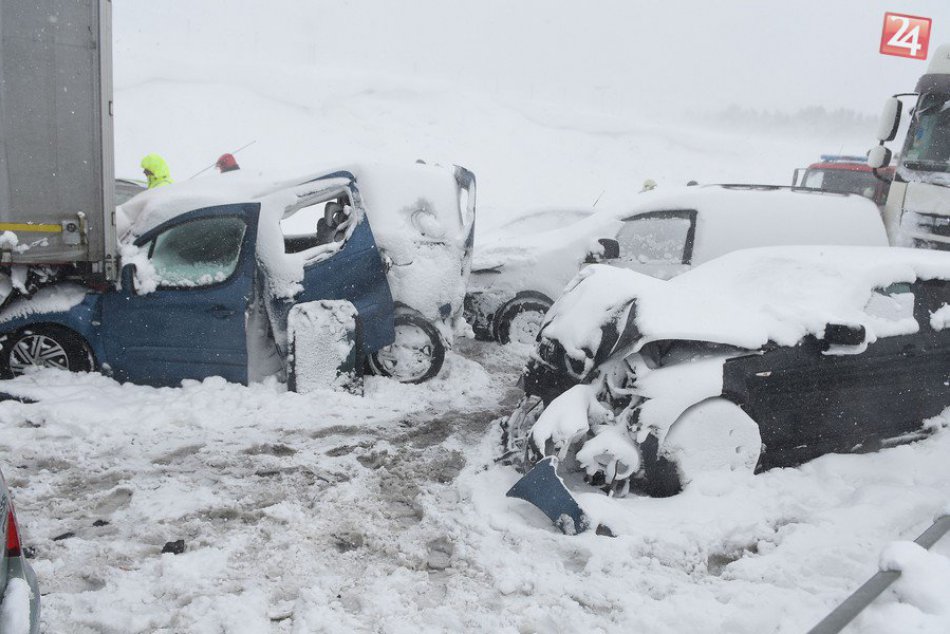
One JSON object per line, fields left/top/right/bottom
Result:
{"left": 901, "top": 92, "right": 950, "bottom": 174}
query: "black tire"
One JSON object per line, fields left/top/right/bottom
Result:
{"left": 2, "top": 325, "right": 93, "bottom": 379}
{"left": 367, "top": 313, "right": 445, "bottom": 383}
{"left": 637, "top": 433, "right": 682, "bottom": 497}
{"left": 494, "top": 296, "right": 552, "bottom": 345}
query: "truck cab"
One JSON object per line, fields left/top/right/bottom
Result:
{"left": 870, "top": 43, "right": 950, "bottom": 250}
{"left": 792, "top": 155, "right": 893, "bottom": 207}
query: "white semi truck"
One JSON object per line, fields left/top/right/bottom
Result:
{"left": 870, "top": 43, "right": 950, "bottom": 250}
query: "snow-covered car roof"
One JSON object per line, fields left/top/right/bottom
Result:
{"left": 474, "top": 185, "right": 887, "bottom": 271}
{"left": 542, "top": 246, "right": 950, "bottom": 362}
{"left": 118, "top": 162, "right": 471, "bottom": 241}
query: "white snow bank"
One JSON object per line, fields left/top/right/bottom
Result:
{"left": 542, "top": 246, "right": 950, "bottom": 361}
{"left": 0, "top": 577, "right": 32, "bottom": 634}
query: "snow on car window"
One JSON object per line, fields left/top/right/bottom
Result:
{"left": 616, "top": 216, "right": 691, "bottom": 263}
{"left": 149, "top": 216, "right": 247, "bottom": 288}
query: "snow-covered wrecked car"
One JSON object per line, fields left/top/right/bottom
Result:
{"left": 0, "top": 163, "right": 475, "bottom": 386}
{"left": 466, "top": 185, "right": 887, "bottom": 344}
{"left": 502, "top": 246, "right": 950, "bottom": 499}
{"left": 0, "top": 467, "right": 39, "bottom": 634}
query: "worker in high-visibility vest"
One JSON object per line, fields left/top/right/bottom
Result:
{"left": 140, "top": 153, "right": 174, "bottom": 189}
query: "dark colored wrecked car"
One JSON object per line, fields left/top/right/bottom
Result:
{"left": 502, "top": 246, "right": 950, "bottom": 496}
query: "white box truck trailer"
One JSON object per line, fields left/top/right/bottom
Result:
{"left": 0, "top": 0, "right": 116, "bottom": 280}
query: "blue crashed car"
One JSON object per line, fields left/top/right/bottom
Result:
{"left": 0, "top": 165, "right": 475, "bottom": 387}
{"left": 0, "top": 468, "right": 39, "bottom": 634}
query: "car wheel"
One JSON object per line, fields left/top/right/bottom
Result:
{"left": 653, "top": 398, "right": 762, "bottom": 494}
{"left": 495, "top": 296, "right": 552, "bottom": 345}
{"left": 2, "top": 326, "right": 92, "bottom": 378}
{"left": 367, "top": 313, "right": 445, "bottom": 384}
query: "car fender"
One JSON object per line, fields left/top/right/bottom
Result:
{"left": 0, "top": 292, "right": 103, "bottom": 367}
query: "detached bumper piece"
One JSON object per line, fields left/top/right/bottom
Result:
{"left": 506, "top": 457, "right": 592, "bottom": 535}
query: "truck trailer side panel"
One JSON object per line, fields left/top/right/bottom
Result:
{"left": 0, "top": 0, "right": 115, "bottom": 276}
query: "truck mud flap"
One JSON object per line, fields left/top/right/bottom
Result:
{"left": 506, "top": 456, "right": 592, "bottom": 535}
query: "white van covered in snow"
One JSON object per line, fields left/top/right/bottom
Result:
{"left": 465, "top": 185, "right": 888, "bottom": 344}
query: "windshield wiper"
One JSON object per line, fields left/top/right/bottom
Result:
{"left": 902, "top": 160, "right": 950, "bottom": 173}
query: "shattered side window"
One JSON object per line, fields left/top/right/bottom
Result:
{"left": 148, "top": 216, "right": 247, "bottom": 288}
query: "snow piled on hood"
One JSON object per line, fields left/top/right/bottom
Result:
{"left": 542, "top": 246, "right": 950, "bottom": 359}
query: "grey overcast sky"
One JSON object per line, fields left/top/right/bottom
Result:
{"left": 116, "top": 0, "right": 950, "bottom": 115}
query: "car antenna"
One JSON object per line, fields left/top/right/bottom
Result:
{"left": 187, "top": 140, "right": 257, "bottom": 180}
{"left": 592, "top": 189, "right": 606, "bottom": 207}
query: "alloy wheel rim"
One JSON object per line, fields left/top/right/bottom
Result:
{"left": 373, "top": 323, "right": 434, "bottom": 381}
{"left": 508, "top": 310, "right": 544, "bottom": 345}
{"left": 9, "top": 334, "right": 70, "bottom": 376}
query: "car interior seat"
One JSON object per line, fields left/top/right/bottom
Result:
{"left": 316, "top": 201, "right": 345, "bottom": 245}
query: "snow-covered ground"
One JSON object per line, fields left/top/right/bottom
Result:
{"left": 3, "top": 2, "right": 950, "bottom": 631}
{"left": 0, "top": 343, "right": 948, "bottom": 632}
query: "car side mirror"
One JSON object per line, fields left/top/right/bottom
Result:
{"left": 876, "top": 97, "right": 903, "bottom": 142}
{"left": 120, "top": 263, "right": 137, "bottom": 295}
{"left": 823, "top": 323, "right": 866, "bottom": 348}
{"left": 586, "top": 238, "right": 620, "bottom": 263}
{"left": 867, "top": 145, "right": 892, "bottom": 169}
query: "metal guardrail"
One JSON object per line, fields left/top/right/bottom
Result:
{"left": 808, "top": 514, "right": 950, "bottom": 634}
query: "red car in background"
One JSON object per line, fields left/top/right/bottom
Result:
{"left": 792, "top": 155, "right": 894, "bottom": 207}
